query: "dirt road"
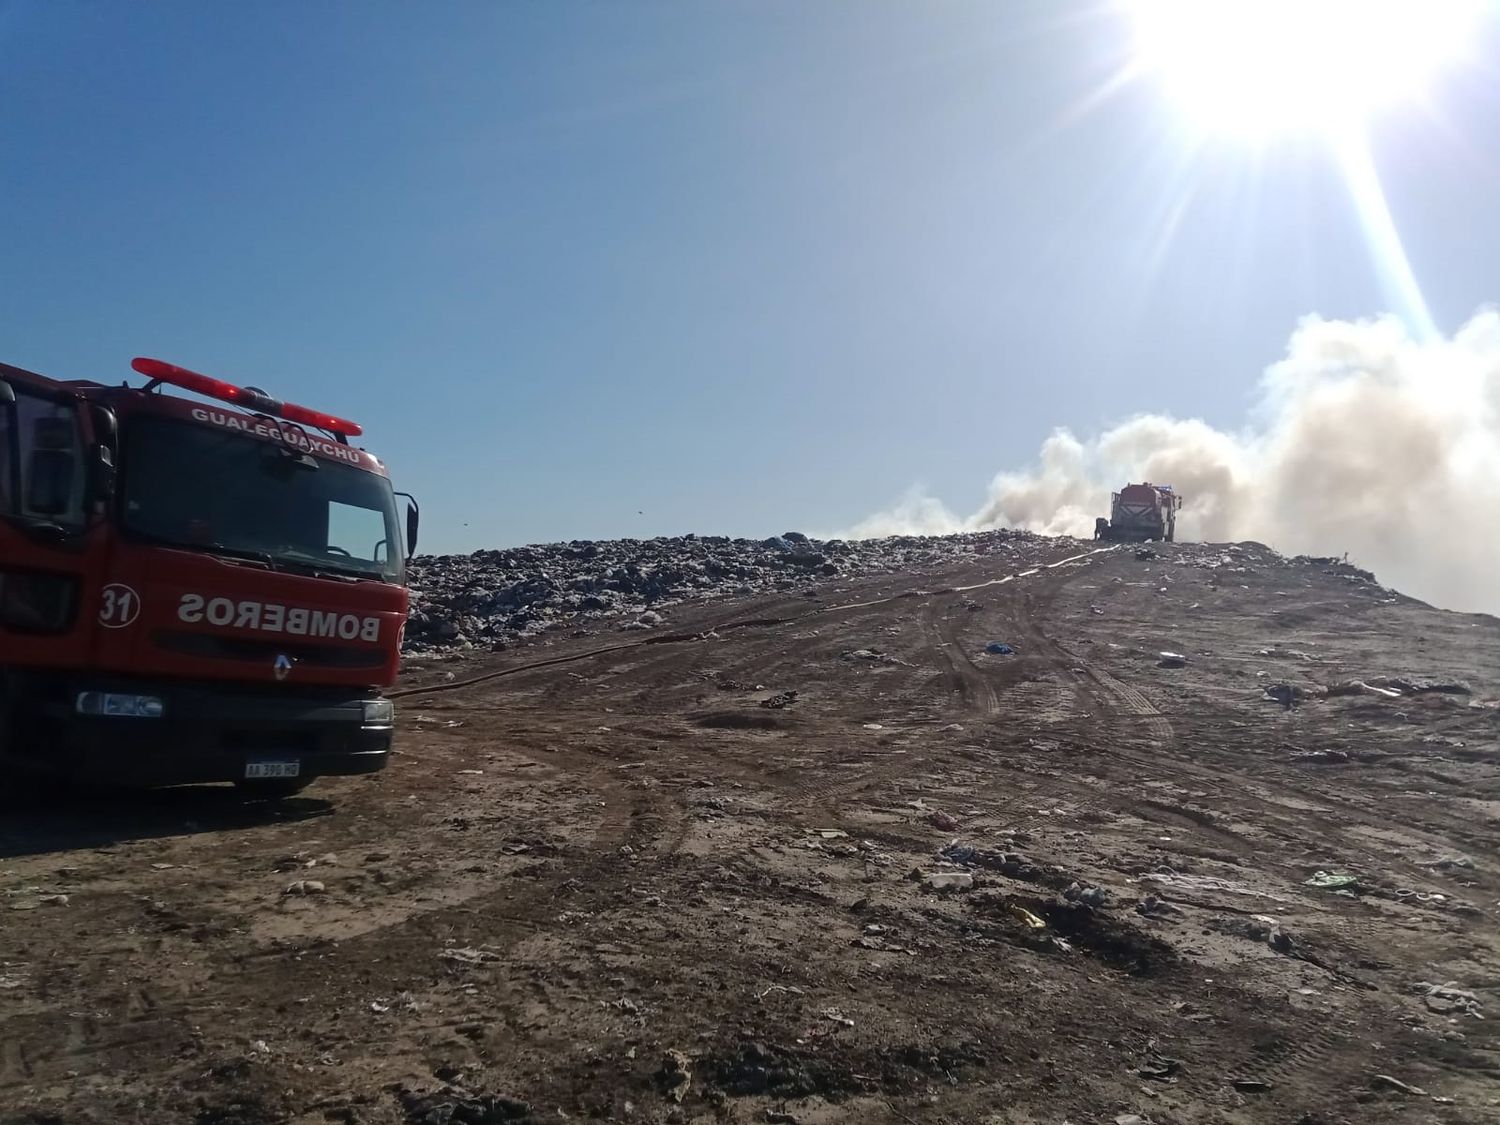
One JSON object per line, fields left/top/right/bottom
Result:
{"left": 4, "top": 540, "right": 1498, "bottom": 1124}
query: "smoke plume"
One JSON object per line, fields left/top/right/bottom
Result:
{"left": 848, "top": 311, "right": 1500, "bottom": 616}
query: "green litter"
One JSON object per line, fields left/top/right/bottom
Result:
{"left": 1304, "top": 871, "right": 1359, "bottom": 889}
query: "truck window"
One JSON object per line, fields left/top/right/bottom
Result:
{"left": 121, "top": 415, "right": 404, "bottom": 581}
{"left": 13, "top": 390, "right": 85, "bottom": 528}
{"left": 0, "top": 388, "right": 14, "bottom": 513}
{"left": 328, "top": 500, "right": 391, "bottom": 564}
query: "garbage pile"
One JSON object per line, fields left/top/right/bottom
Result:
{"left": 404, "top": 528, "right": 1055, "bottom": 653}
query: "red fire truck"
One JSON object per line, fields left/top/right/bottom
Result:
{"left": 0, "top": 356, "right": 417, "bottom": 796}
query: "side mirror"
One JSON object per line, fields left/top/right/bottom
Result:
{"left": 395, "top": 491, "right": 420, "bottom": 558}
{"left": 26, "top": 449, "right": 76, "bottom": 516}
{"left": 0, "top": 380, "right": 14, "bottom": 406}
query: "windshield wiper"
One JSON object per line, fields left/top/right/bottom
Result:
{"left": 124, "top": 529, "right": 279, "bottom": 570}
{"left": 273, "top": 548, "right": 385, "bottom": 581}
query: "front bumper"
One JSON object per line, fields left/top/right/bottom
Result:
{"left": 3, "top": 671, "right": 393, "bottom": 787}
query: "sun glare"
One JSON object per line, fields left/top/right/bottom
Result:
{"left": 1124, "top": 0, "right": 1481, "bottom": 138}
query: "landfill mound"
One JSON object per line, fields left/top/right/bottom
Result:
{"left": 5, "top": 535, "right": 1499, "bottom": 1125}
{"left": 404, "top": 528, "right": 1054, "bottom": 653}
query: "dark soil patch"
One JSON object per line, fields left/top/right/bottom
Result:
{"left": 693, "top": 710, "right": 788, "bottom": 730}
{"left": 971, "top": 893, "right": 1178, "bottom": 976}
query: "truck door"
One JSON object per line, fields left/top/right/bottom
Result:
{"left": 0, "top": 373, "right": 106, "bottom": 672}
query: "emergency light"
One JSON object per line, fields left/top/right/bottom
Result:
{"left": 130, "top": 357, "right": 364, "bottom": 439}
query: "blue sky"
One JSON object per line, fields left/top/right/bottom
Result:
{"left": 3, "top": 1, "right": 1497, "bottom": 553}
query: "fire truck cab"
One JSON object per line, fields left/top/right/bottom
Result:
{"left": 0, "top": 357, "right": 416, "bottom": 795}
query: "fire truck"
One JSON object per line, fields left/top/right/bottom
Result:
{"left": 1093, "top": 482, "right": 1181, "bottom": 543}
{"left": 0, "top": 356, "right": 417, "bottom": 796}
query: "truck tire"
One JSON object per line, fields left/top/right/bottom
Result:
{"left": 235, "top": 778, "right": 314, "bottom": 800}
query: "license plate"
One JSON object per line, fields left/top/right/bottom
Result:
{"left": 245, "top": 760, "right": 301, "bottom": 780}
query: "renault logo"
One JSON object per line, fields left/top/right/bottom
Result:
{"left": 273, "top": 654, "right": 294, "bottom": 682}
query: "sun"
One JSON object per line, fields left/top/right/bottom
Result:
{"left": 1123, "top": 0, "right": 1482, "bottom": 138}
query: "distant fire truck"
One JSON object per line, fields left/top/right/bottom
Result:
{"left": 1094, "top": 482, "right": 1182, "bottom": 543}
{"left": 0, "top": 356, "right": 417, "bottom": 795}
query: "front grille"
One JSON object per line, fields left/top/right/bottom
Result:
{"left": 222, "top": 730, "right": 325, "bottom": 754}
{"left": 151, "top": 630, "right": 387, "bottom": 670}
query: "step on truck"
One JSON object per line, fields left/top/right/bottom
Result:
{"left": 0, "top": 356, "right": 418, "bottom": 796}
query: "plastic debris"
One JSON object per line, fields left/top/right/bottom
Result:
{"left": 1157, "top": 651, "right": 1188, "bottom": 668}
{"left": 922, "top": 871, "right": 974, "bottom": 891}
{"left": 1420, "top": 981, "right": 1484, "bottom": 1018}
{"left": 438, "top": 946, "right": 501, "bottom": 965}
{"left": 1372, "top": 1074, "right": 1427, "bottom": 1096}
{"left": 1328, "top": 679, "right": 1401, "bottom": 699}
{"left": 984, "top": 642, "right": 1015, "bottom": 655}
{"left": 1304, "top": 871, "right": 1359, "bottom": 890}
{"left": 1010, "top": 905, "right": 1047, "bottom": 929}
{"left": 1064, "top": 881, "right": 1106, "bottom": 908}
{"left": 282, "top": 880, "right": 326, "bottom": 897}
{"left": 928, "top": 810, "right": 961, "bottom": 831}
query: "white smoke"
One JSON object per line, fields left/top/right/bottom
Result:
{"left": 848, "top": 310, "right": 1500, "bottom": 615}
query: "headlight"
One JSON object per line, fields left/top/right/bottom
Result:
{"left": 76, "top": 692, "right": 165, "bottom": 718}
{"left": 362, "top": 699, "right": 395, "bottom": 726}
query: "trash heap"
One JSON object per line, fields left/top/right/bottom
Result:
{"left": 403, "top": 528, "right": 1053, "bottom": 653}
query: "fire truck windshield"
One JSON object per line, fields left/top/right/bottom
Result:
{"left": 120, "top": 415, "right": 404, "bottom": 582}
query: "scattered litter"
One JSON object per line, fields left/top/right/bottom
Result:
{"left": 438, "top": 946, "right": 501, "bottom": 965}
{"left": 1304, "top": 871, "right": 1359, "bottom": 890}
{"left": 1419, "top": 981, "right": 1484, "bottom": 1018}
{"left": 1264, "top": 683, "right": 1309, "bottom": 709}
{"left": 923, "top": 871, "right": 974, "bottom": 892}
{"left": 754, "top": 983, "right": 806, "bottom": 1000}
{"left": 1142, "top": 872, "right": 1282, "bottom": 900}
{"left": 983, "top": 642, "right": 1015, "bottom": 655}
{"left": 1292, "top": 748, "right": 1350, "bottom": 765}
{"left": 862, "top": 723, "right": 885, "bottom": 731}
{"left": 1010, "top": 905, "right": 1047, "bottom": 929}
{"left": 458, "top": 769, "right": 484, "bottom": 776}
{"left": 282, "top": 880, "right": 325, "bottom": 897}
{"left": 1136, "top": 1052, "right": 1182, "bottom": 1081}
{"left": 1135, "top": 895, "right": 1179, "bottom": 917}
{"left": 150, "top": 863, "right": 175, "bottom": 870}
{"left": 1248, "top": 914, "right": 1295, "bottom": 954}
{"left": 815, "top": 829, "right": 849, "bottom": 840}
{"left": 765, "top": 1112, "right": 802, "bottom": 1125}
{"left": 1115, "top": 1115, "right": 1148, "bottom": 1125}
{"left": 37, "top": 893, "right": 69, "bottom": 906}
{"left": 851, "top": 936, "right": 916, "bottom": 955}
{"left": 928, "top": 810, "right": 961, "bottom": 831}
{"left": 1063, "top": 881, "right": 1106, "bottom": 908}
{"left": 759, "top": 691, "right": 799, "bottom": 709}
{"left": 1231, "top": 1079, "right": 1271, "bottom": 1092}
{"left": 1372, "top": 1074, "right": 1427, "bottom": 1096}
{"left": 1424, "top": 855, "right": 1474, "bottom": 871}
{"left": 940, "top": 723, "right": 965, "bottom": 732}
{"left": 660, "top": 1056, "right": 693, "bottom": 1104}
{"left": 1328, "top": 679, "right": 1401, "bottom": 699}
{"left": 1157, "top": 651, "right": 1188, "bottom": 668}
{"left": 821, "top": 1007, "right": 855, "bottom": 1028}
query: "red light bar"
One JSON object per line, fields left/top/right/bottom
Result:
{"left": 130, "top": 357, "right": 364, "bottom": 438}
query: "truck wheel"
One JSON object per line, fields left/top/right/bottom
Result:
{"left": 235, "top": 778, "right": 314, "bottom": 800}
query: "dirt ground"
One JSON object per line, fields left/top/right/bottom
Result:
{"left": 4, "top": 540, "right": 1499, "bottom": 1125}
